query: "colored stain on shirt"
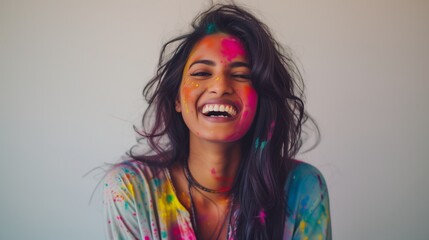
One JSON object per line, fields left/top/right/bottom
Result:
{"left": 153, "top": 178, "right": 161, "bottom": 187}
{"left": 166, "top": 194, "right": 174, "bottom": 204}
{"left": 127, "top": 183, "right": 135, "bottom": 198}
{"left": 299, "top": 221, "right": 307, "bottom": 233}
{"left": 103, "top": 160, "right": 330, "bottom": 240}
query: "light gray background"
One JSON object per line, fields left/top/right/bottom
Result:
{"left": 1, "top": 0, "right": 428, "bottom": 239}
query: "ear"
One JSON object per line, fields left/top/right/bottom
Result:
{"left": 175, "top": 97, "right": 182, "bottom": 112}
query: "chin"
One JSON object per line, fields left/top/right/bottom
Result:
{"left": 203, "top": 132, "right": 247, "bottom": 143}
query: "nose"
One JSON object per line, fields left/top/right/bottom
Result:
{"left": 208, "top": 75, "right": 233, "bottom": 96}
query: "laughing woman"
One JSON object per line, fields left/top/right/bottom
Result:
{"left": 103, "top": 4, "right": 331, "bottom": 240}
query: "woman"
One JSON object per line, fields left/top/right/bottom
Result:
{"left": 103, "top": 4, "right": 331, "bottom": 240}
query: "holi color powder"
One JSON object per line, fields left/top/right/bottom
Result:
{"left": 103, "top": 158, "right": 329, "bottom": 239}
{"left": 221, "top": 37, "right": 246, "bottom": 61}
{"left": 260, "top": 141, "right": 267, "bottom": 150}
{"left": 206, "top": 23, "right": 217, "bottom": 34}
{"left": 258, "top": 209, "right": 266, "bottom": 224}
{"left": 166, "top": 194, "right": 174, "bottom": 204}
{"left": 242, "top": 85, "right": 258, "bottom": 110}
{"left": 268, "top": 121, "right": 275, "bottom": 140}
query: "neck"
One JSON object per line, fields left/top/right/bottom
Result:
{"left": 187, "top": 134, "right": 241, "bottom": 201}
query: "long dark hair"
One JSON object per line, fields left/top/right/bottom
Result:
{"left": 129, "top": 4, "right": 316, "bottom": 239}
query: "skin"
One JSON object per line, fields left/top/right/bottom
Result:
{"left": 170, "top": 33, "right": 258, "bottom": 239}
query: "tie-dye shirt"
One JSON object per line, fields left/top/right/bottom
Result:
{"left": 103, "top": 160, "right": 331, "bottom": 240}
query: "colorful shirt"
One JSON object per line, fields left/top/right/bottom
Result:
{"left": 103, "top": 160, "right": 331, "bottom": 239}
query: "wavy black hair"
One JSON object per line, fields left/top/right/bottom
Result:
{"left": 129, "top": 4, "right": 317, "bottom": 239}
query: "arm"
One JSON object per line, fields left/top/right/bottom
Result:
{"left": 285, "top": 161, "right": 332, "bottom": 240}
{"left": 103, "top": 164, "right": 146, "bottom": 240}
{"left": 293, "top": 188, "right": 331, "bottom": 240}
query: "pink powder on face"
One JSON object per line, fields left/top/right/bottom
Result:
{"left": 211, "top": 168, "right": 216, "bottom": 175}
{"left": 221, "top": 37, "right": 246, "bottom": 61}
{"left": 243, "top": 85, "right": 258, "bottom": 110}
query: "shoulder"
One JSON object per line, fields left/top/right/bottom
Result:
{"left": 102, "top": 161, "right": 172, "bottom": 238}
{"left": 104, "top": 160, "right": 162, "bottom": 182}
{"left": 105, "top": 160, "right": 164, "bottom": 181}
{"left": 284, "top": 160, "right": 329, "bottom": 214}
{"left": 102, "top": 160, "right": 167, "bottom": 200}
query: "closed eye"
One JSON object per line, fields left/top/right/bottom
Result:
{"left": 232, "top": 74, "right": 250, "bottom": 79}
{"left": 232, "top": 74, "right": 251, "bottom": 81}
{"left": 190, "top": 72, "right": 211, "bottom": 77}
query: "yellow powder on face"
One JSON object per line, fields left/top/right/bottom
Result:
{"left": 181, "top": 94, "right": 189, "bottom": 113}
{"left": 180, "top": 78, "right": 197, "bottom": 114}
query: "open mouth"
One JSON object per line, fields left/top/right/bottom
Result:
{"left": 201, "top": 104, "right": 238, "bottom": 118}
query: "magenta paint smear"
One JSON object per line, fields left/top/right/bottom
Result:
{"left": 268, "top": 121, "right": 276, "bottom": 140}
{"left": 221, "top": 37, "right": 246, "bottom": 61}
{"left": 211, "top": 168, "right": 216, "bottom": 175}
{"left": 258, "top": 209, "right": 266, "bottom": 224}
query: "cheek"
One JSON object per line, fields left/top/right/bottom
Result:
{"left": 180, "top": 79, "right": 200, "bottom": 113}
{"left": 238, "top": 85, "right": 258, "bottom": 126}
{"left": 241, "top": 85, "right": 258, "bottom": 111}
{"left": 225, "top": 85, "right": 258, "bottom": 141}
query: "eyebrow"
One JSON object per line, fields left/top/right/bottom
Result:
{"left": 188, "top": 59, "right": 250, "bottom": 69}
{"left": 229, "top": 61, "right": 250, "bottom": 69}
{"left": 189, "top": 60, "right": 215, "bottom": 69}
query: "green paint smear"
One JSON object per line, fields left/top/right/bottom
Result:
{"left": 161, "top": 231, "right": 168, "bottom": 238}
{"left": 206, "top": 23, "right": 217, "bottom": 34}
{"left": 166, "top": 194, "right": 174, "bottom": 204}
{"left": 260, "top": 141, "right": 267, "bottom": 150}
{"left": 255, "top": 138, "right": 260, "bottom": 150}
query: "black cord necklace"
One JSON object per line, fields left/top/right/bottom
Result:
{"left": 187, "top": 177, "right": 234, "bottom": 240}
{"left": 183, "top": 163, "right": 231, "bottom": 194}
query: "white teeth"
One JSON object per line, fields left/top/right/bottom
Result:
{"left": 201, "top": 104, "right": 238, "bottom": 117}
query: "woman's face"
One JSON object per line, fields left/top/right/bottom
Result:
{"left": 176, "top": 33, "right": 258, "bottom": 143}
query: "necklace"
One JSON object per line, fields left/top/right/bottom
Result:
{"left": 187, "top": 179, "right": 234, "bottom": 240}
{"left": 183, "top": 163, "right": 231, "bottom": 194}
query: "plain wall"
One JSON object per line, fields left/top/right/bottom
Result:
{"left": 1, "top": 0, "right": 428, "bottom": 239}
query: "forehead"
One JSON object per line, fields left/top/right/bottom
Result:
{"left": 188, "top": 33, "right": 247, "bottom": 61}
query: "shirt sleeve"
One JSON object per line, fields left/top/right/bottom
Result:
{"left": 284, "top": 161, "right": 332, "bottom": 240}
{"left": 103, "top": 163, "right": 150, "bottom": 240}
